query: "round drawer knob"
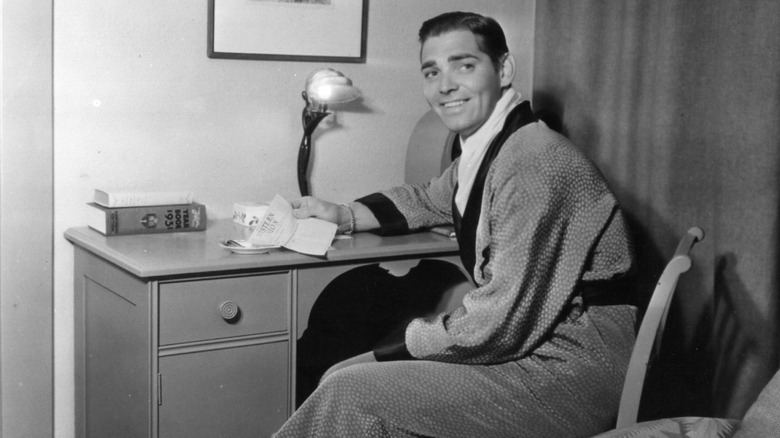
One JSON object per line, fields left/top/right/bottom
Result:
{"left": 218, "top": 300, "right": 241, "bottom": 323}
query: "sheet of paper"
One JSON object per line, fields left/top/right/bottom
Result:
{"left": 247, "top": 194, "right": 336, "bottom": 256}
{"left": 284, "top": 217, "right": 337, "bottom": 256}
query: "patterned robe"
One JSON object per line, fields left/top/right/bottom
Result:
{"left": 274, "top": 111, "right": 637, "bottom": 438}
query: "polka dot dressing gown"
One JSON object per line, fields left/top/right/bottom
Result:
{"left": 273, "top": 115, "right": 637, "bottom": 438}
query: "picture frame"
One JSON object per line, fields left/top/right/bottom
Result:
{"left": 208, "top": 0, "right": 368, "bottom": 63}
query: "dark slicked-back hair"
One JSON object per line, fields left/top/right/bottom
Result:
{"left": 418, "top": 11, "right": 509, "bottom": 68}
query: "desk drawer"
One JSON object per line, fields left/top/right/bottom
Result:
{"left": 159, "top": 273, "right": 289, "bottom": 345}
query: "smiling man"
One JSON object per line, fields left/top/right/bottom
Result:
{"left": 421, "top": 29, "right": 513, "bottom": 136}
{"left": 277, "top": 12, "right": 637, "bottom": 438}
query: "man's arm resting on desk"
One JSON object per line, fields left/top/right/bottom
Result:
{"left": 291, "top": 197, "right": 380, "bottom": 234}
{"left": 347, "top": 201, "right": 382, "bottom": 234}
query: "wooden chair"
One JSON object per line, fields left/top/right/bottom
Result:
{"left": 615, "top": 226, "right": 705, "bottom": 428}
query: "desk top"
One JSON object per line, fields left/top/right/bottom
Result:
{"left": 65, "top": 219, "right": 460, "bottom": 279}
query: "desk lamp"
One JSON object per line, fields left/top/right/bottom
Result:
{"left": 298, "top": 68, "right": 360, "bottom": 196}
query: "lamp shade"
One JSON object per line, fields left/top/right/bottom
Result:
{"left": 305, "top": 68, "right": 361, "bottom": 105}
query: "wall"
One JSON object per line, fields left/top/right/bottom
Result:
{"left": 53, "top": 1, "right": 534, "bottom": 436}
{"left": 1, "top": 1, "right": 54, "bottom": 436}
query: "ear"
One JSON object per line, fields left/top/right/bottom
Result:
{"left": 499, "top": 53, "right": 516, "bottom": 88}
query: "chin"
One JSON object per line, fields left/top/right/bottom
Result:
{"left": 447, "top": 123, "right": 476, "bottom": 137}
{"left": 438, "top": 116, "right": 471, "bottom": 134}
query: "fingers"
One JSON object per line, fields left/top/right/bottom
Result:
{"left": 291, "top": 197, "right": 314, "bottom": 219}
{"left": 290, "top": 196, "right": 341, "bottom": 223}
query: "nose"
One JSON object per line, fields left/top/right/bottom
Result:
{"left": 438, "top": 72, "right": 457, "bottom": 94}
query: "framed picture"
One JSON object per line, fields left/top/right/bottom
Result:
{"left": 208, "top": 0, "right": 368, "bottom": 63}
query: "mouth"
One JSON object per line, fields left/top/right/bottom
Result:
{"left": 440, "top": 99, "right": 468, "bottom": 109}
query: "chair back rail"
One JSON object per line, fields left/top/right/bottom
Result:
{"left": 615, "top": 227, "right": 705, "bottom": 429}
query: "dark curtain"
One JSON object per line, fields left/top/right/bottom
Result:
{"left": 533, "top": 0, "right": 780, "bottom": 421}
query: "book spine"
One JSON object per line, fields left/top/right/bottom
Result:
{"left": 96, "top": 190, "right": 194, "bottom": 207}
{"left": 91, "top": 203, "right": 207, "bottom": 236}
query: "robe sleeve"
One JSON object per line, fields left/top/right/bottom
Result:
{"left": 356, "top": 161, "right": 458, "bottom": 235}
{"left": 400, "top": 125, "right": 633, "bottom": 364}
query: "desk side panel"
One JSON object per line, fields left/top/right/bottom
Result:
{"left": 74, "top": 246, "right": 152, "bottom": 437}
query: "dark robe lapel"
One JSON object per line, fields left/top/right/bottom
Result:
{"left": 452, "top": 101, "right": 537, "bottom": 280}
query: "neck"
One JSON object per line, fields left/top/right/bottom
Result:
{"left": 458, "top": 87, "right": 519, "bottom": 142}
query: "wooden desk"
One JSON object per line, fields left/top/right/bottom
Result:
{"left": 66, "top": 219, "right": 463, "bottom": 438}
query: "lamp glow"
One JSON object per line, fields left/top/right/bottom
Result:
{"left": 297, "top": 68, "right": 360, "bottom": 196}
{"left": 316, "top": 85, "right": 334, "bottom": 101}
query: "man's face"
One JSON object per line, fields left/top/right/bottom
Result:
{"left": 420, "top": 30, "right": 508, "bottom": 138}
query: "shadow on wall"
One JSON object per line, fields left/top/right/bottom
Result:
{"left": 533, "top": 92, "right": 567, "bottom": 138}
{"left": 643, "top": 253, "right": 777, "bottom": 421}
{"left": 605, "top": 184, "right": 772, "bottom": 422}
{"left": 710, "top": 254, "right": 778, "bottom": 416}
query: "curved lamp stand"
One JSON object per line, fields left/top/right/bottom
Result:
{"left": 295, "top": 68, "right": 360, "bottom": 197}
{"left": 297, "top": 92, "right": 329, "bottom": 197}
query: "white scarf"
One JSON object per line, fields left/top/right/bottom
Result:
{"left": 455, "top": 88, "right": 522, "bottom": 214}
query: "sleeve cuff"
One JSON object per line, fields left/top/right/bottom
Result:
{"left": 373, "top": 324, "right": 414, "bottom": 361}
{"left": 355, "top": 193, "right": 409, "bottom": 236}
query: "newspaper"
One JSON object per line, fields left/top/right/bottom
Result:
{"left": 247, "top": 194, "right": 337, "bottom": 256}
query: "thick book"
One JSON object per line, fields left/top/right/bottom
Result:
{"left": 93, "top": 189, "right": 194, "bottom": 208}
{"left": 87, "top": 202, "right": 207, "bottom": 236}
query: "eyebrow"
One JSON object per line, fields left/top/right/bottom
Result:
{"left": 420, "top": 52, "right": 480, "bottom": 71}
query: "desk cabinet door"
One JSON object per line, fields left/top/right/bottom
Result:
{"left": 158, "top": 341, "right": 289, "bottom": 438}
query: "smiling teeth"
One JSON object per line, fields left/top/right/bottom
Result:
{"left": 443, "top": 101, "right": 465, "bottom": 108}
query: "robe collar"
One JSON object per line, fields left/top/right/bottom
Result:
{"left": 452, "top": 100, "right": 538, "bottom": 281}
{"left": 455, "top": 89, "right": 523, "bottom": 215}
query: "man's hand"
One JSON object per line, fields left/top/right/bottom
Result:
{"left": 290, "top": 196, "right": 341, "bottom": 223}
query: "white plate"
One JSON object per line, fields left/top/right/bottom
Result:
{"left": 219, "top": 240, "right": 280, "bottom": 255}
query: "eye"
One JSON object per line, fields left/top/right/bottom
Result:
{"left": 458, "top": 63, "right": 475, "bottom": 73}
{"left": 422, "top": 69, "right": 438, "bottom": 80}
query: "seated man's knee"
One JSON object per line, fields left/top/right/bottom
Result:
{"left": 318, "top": 363, "right": 382, "bottom": 400}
